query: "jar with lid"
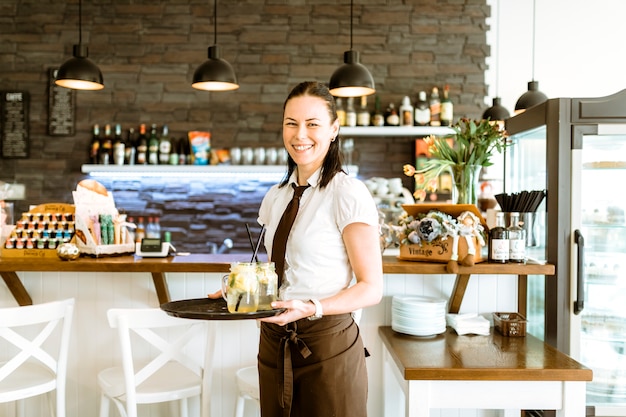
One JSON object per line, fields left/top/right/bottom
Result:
{"left": 256, "top": 262, "right": 278, "bottom": 310}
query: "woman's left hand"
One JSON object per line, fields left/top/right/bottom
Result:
{"left": 259, "top": 299, "right": 313, "bottom": 326}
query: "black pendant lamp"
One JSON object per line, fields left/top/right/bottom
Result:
{"left": 514, "top": 0, "right": 547, "bottom": 114}
{"left": 55, "top": 0, "right": 104, "bottom": 90}
{"left": 329, "top": 0, "right": 375, "bottom": 98}
{"left": 192, "top": 0, "right": 239, "bottom": 91}
{"left": 482, "top": 0, "right": 510, "bottom": 125}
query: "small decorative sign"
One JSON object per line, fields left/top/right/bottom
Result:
{"left": 0, "top": 90, "right": 30, "bottom": 159}
{"left": 48, "top": 68, "right": 76, "bottom": 136}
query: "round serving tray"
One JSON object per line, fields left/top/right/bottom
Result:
{"left": 161, "top": 297, "right": 285, "bottom": 320}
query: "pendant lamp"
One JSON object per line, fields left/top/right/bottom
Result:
{"left": 482, "top": 0, "right": 510, "bottom": 125}
{"left": 192, "top": 0, "right": 239, "bottom": 91}
{"left": 328, "top": 0, "right": 375, "bottom": 98}
{"left": 55, "top": 0, "right": 104, "bottom": 91}
{"left": 514, "top": 0, "right": 547, "bottom": 114}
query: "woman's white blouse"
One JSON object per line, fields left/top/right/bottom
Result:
{"left": 258, "top": 169, "right": 379, "bottom": 301}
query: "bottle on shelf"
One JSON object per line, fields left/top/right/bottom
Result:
{"left": 135, "top": 217, "right": 145, "bottom": 243}
{"left": 429, "top": 87, "right": 441, "bottom": 126}
{"left": 385, "top": 102, "right": 400, "bottom": 126}
{"left": 440, "top": 84, "right": 453, "bottom": 126}
{"left": 488, "top": 212, "right": 509, "bottom": 263}
{"left": 178, "top": 136, "right": 190, "bottom": 165}
{"left": 345, "top": 97, "right": 357, "bottom": 127}
{"left": 99, "top": 124, "right": 113, "bottom": 165}
{"left": 507, "top": 212, "right": 526, "bottom": 263}
{"left": 357, "top": 96, "right": 370, "bottom": 127}
{"left": 399, "top": 96, "right": 414, "bottom": 127}
{"left": 336, "top": 98, "right": 346, "bottom": 127}
{"left": 414, "top": 91, "right": 430, "bottom": 126}
{"left": 158, "top": 125, "right": 171, "bottom": 165}
{"left": 147, "top": 124, "right": 159, "bottom": 165}
{"left": 136, "top": 124, "right": 148, "bottom": 165}
{"left": 124, "top": 127, "right": 136, "bottom": 165}
{"left": 113, "top": 123, "right": 125, "bottom": 165}
{"left": 146, "top": 216, "right": 160, "bottom": 239}
{"left": 371, "top": 95, "right": 385, "bottom": 127}
{"left": 89, "top": 124, "right": 101, "bottom": 164}
{"left": 168, "top": 137, "right": 179, "bottom": 165}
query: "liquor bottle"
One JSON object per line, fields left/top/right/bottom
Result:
{"left": 112, "top": 123, "right": 125, "bottom": 165}
{"left": 135, "top": 217, "right": 145, "bottom": 243}
{"left": 158, "top": 125, "right": 171, "bottom": 164}
{"left": 399, "top": 96, "right": 414, "bottom": 127}
{"left": 385, "top": 103, "right": 400, "bottom": 126}
{"left": 345, "top": 97, "right": 357, "bottom": 127}
{"left": 168, "top": 137, "right": 179, "bottom": 165}
{"left": 507, "top": 212, "right": 526, "bottom": 263}
{"left": 371, "top": 95, "right": 385, "bottom": 127}
{"left": 99, "top": 124, "right": 113, "bottom": 165}
{"left": 414, "top": 91, "right": 430, "bottom": 126}
{"left": 429, "top": 87, "right": 441, "bottom": 126}
{"left": 147, "top": 124, "right": 159, "bottom": 165}
{"left": 336, "top": 98, "right": 346, "bottom": 127}
{"left": 136, "top": 124, "right": 148, "bottom": 165}
{"left": 488, "top": 212, "right": 509, "bottom": 263}
{"left": 440, "top": 84, "right": 453, "bottom": 126}
{"left": 357, "top": 96, "right": 370, "bottom": 127}
{"left": 178, "top": 136, "right": 190, "bottom": 165}
{"left": 124, "top": 127, "right": 136, "bottom": 165}
{"left": 89, "top": 124, "right": 101, "bottom": 164}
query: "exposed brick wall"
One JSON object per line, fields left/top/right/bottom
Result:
{"left": 0, "top": 0, "right": 490, "bottom": 252}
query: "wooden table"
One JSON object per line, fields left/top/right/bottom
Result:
{"left": 379, "top": 326, "right": 592, "bottom": 417}
{"left": 1, "top": 255, "right": 554, "bottom": 313}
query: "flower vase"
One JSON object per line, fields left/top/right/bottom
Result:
{"left": 452, "top": 165, "right": 481, "bottom": 205}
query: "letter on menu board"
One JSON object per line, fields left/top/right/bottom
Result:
{"left": 1, "top": 91, "right": 30, "bottom": 159}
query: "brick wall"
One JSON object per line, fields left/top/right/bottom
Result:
{"left": 0, "top": 0, "right": 490, "bottom": 252}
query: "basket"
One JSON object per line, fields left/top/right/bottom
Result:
{"left": 493, "top": 312, "right": 527, "bottom": 337}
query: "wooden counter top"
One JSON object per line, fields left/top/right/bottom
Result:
{"left": 1, "top": 254, "right": 554, "bottom": 310}
{"left": 379, "top": 326, "right": 592, "bottom": 381}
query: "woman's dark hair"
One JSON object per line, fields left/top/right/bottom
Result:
{"left": 279, "top": 81, "right": 345, "bottom": 189}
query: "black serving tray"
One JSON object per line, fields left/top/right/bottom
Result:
{"left": 161, "top": 297, "right": 285, "bottom": 320}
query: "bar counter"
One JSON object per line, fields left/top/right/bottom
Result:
{"left": 1, "top": 253, "right": 554, "bottom": 314}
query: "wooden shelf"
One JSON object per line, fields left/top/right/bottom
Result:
{"left": 340, "top": 126, "right": 455, "bottom": 137}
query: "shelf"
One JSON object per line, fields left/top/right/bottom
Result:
{"left": 81, "top": 164, "right": 359, "bottom": 178}
{"left": 340, "top": 126, "right": 455, "bottom": 137}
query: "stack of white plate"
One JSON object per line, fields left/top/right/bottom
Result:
{"left": 391, "top": 295, "right": 447, "bottom": 336}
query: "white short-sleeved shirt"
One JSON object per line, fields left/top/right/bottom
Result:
{"left": 258, "top": 168, "right": 379, "bottom": 301}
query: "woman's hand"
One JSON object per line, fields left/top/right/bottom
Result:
{"left": 259, "top": 299, "right": 314, "bottom": 326}
{"left": 207, "top": 289, "right": 222, "bottom": 299}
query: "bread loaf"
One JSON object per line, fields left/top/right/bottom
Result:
{"left": 77, "top": 179, "right": 108, "bottom": 196}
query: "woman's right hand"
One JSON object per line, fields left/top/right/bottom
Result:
{"left": 207, "top": 289, "right": 222, "bottom": 299}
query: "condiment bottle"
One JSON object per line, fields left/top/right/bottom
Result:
{"left": 488, "top": 212, "right": 509, "bottom": 263}
{"left": 507, "top": 212, "right": 526, "bottom": 263}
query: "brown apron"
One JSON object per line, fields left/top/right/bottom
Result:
{"left": 258, "top": 314, "right": 368, "bottom": 417}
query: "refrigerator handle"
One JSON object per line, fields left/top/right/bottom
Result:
{"left": 573, "top": 229, "right": 585, "bottom": 315}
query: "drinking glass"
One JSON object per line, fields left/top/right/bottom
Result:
{"left": 256, "top": 262, "right": 278, "bottom": 310}
{"left": 222, "top": 262, "right": 259, "bottom": 313}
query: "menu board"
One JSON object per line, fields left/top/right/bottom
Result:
{"left": 48, "top": 68, "right": 76, "bottom": 136}
{"left": 0, "top": 90, "right": 29, "bottom": 159}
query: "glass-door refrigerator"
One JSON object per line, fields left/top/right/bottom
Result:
{"left": 505, "top": 89, "right": 626, "bottom": 416}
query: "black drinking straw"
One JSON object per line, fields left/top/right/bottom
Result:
{"left": 245, "top": 224, "right": 258, "bottom": 261}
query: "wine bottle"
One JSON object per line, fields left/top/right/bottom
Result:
{"left": 345, "top": 97, "right": 357, "bottom": 127}
{"left": 169, "top": 137, "right": 179, "bottom": 165}
{"left": 440, "top": 84, "right": 453, "bottom": 126}
{"left": 136, "top": 124, "right": 148, "bottom": 165}
{"left": 399, "top": 96, "right": 414, "bottom": 127}
{"left": 507, "top": 212, "right": 526, "bottom": 263}
{"left": 429, "top": 87, "right": 441, "bottom": 126}
{"left": 414, "top": 91, "right": 430, "bottom": 126}
{"left": 385, "top": 103, "right": 400, "bottom": 126}
{"left": 99, "top": 124, "right": 113, "bottom": 165}
{"left": 89, "top": 124, "right": 101, "bottom": 164}
{"left": 158, "top": 125, "right": 171, "bottom": 164}
{"left": 124, "top": 127, "right": 136, "bottom": 165}
{"left": 147, "top": 124, "right": 159, "bottom": 165}
{"left": 112, "top": 123, "right": 125, "bottom": 165}
{"left": 371, "top": 95, "right": 385, "bottom": 127}
{"left": 488, "top": 212, "right": 509, "bottom": 263}
{"left": 357, "top": 96, "right": 370, "bottom": 127}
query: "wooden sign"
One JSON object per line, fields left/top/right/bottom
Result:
{"left": 48, "top": 68, "right": 76, "bottom": 136}
{"left": 0, "top": 90, "right": 30, "bottom": 159}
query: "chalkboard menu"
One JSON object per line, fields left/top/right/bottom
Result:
{"left": 48, "top": 68, "right": 76, "bottom": 136}
{"left": 0, "top": 90, "right": 30, "bottom": 159}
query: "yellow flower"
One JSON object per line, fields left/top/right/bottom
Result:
{"left": 403, "top": 164, "right": 416, "bottom": 176}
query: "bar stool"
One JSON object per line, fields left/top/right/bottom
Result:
{"left": 98, "top": 308, "right": 212, "bottom": 417}
{"left": 0, "top": 298, "right": 75, "bottom": 417}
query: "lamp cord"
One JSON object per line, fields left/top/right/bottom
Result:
{"left": 78, "top": 0, "right": 83, "bottom": 45}
{"left": 494, "top": 0, "right": 500, "bottom": 97}
{"left": 213, "top": 0, "right": 217, "bottom": 45}
{"left": 531, "top": 0, "right": 536, "bottom": 81}
{"left": 349, "top": 0, "right": 353, "bottom": 50}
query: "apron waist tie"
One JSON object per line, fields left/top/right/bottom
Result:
{"left": 278, "top": 325, "right": 311, "bottom": 415}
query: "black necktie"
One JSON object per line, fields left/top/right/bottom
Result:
{"left": 271, "top": 183, "right": 310, "bottom": 287}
